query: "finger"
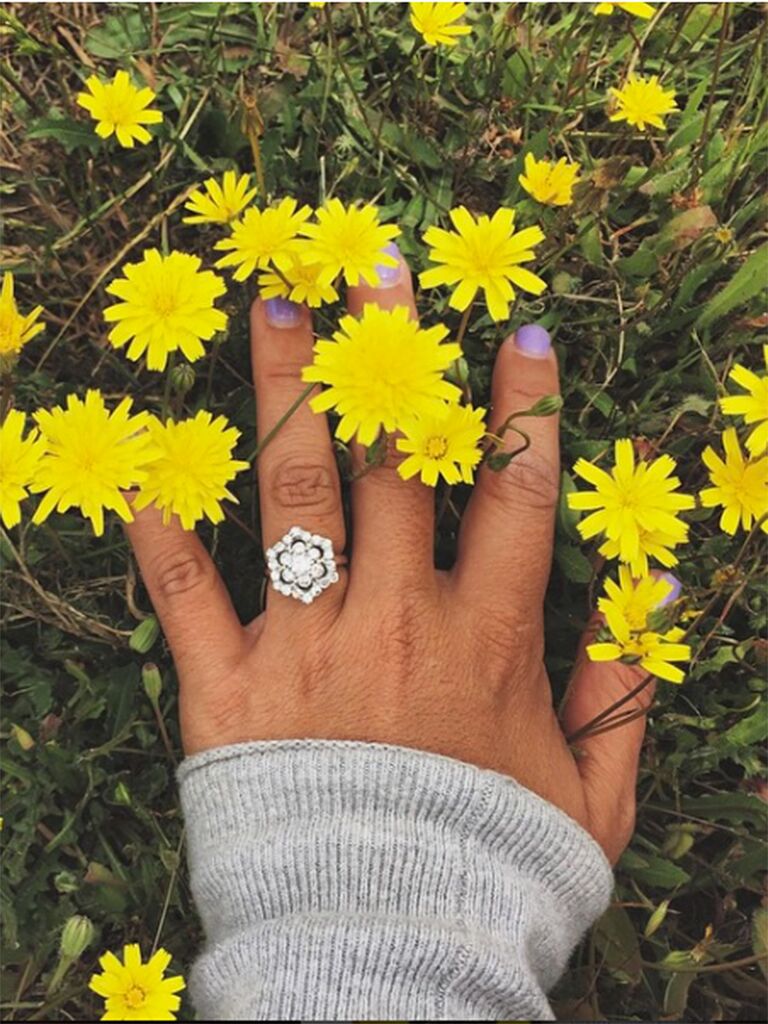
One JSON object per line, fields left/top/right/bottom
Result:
{"left": 453, "top": 324, "right": 560, "bottom": 619}
{"left": 123, "top": 502, "right": 246, "bottom": 687}
{"left": 560, "top": 590, "right": 667, "bottom": 863}
{"left": 251, "top": 297, "right": 346, "bottom": 615}
{"left": 345, "top": 244, "right": 435, "bottom": 589}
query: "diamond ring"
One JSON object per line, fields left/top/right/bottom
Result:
{"left": 265, "top": 526, "right": 341, "bottom": 605}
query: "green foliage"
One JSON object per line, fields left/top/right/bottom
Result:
{"left": 1, "top": 2, "right": 766, "bottom": 1021}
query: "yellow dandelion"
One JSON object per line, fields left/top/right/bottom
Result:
{"left": 133, "top": 411, "right": 249, "bottom": 530}
{"left": 302, "top": 303, "right": 461, "bottom": 447}
{"left": 0, "top": 272, "right": 44, "bottom": 362}
{"left": 89, "top": 943, "right": 184, "bottom": 1022}
{"left": 420, "top": 206, "right": 546, "bottom": 323}
{"left": 567, "top": 439, "right": 695, "bottom": 576}
{"left": 588, "top": 565, "right": 690, "bottom": 684}
{"left": 594, "top": 3, "right": 655, "bottom": 18}
{"left": 720, "top": 346, "right": 768, "bottom": 456}
{"left": 214, "top": 198, "right": 313, "bottom": 282}
{"left": 519, "top": 154, "right": 581, "bottom": 207}
{"left": 409, "top": 2, "right": 472, "bottom": 47}
{"left": 30, "top": 390, "right": 156, "bottom": 537}
{"left": 258, "top": 257, "right": 339, "bottom": 308}
{"left": 298, "top": 199, "right": 400, "bottom": 288}
{"left": 103, "top": 249, "right": 227, "bottom": 372}
{"left": 599, "top": 523, "right": 688, "bottom": 572}
{"left": 609, "top": 73, "right": 678, "bottom": 131}
{"left": 183, "top": 170, "right": 257, "bottom": 225}
{"left": 700, "top": 428, "right": 768, "bottom": 535}
{"left": 0, "top": 410, "right": 46, "bottom": 528}
{"left": 76, "top": 70, "right": 162, "bottom": 149}
{"left": 396, "top": 402, "right": 486, "bottom": 487}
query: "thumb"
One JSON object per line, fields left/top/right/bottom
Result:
{"left": 560, "top": 571, "right": 681, "bottom": 863}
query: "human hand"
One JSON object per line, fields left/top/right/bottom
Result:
{"left": 124, "top": 249, "right": 653, "bottom": 864}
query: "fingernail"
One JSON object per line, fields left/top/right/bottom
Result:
{"left": 656, "top": 572, "right": 682, "bottom": 607}
{"left": 264, "top": 297, "right": 302, "bottom": 328}
{"left": 515, "top": 323, "right": 551, "bottom": 359}
{"left": 373, "top": 241, "right": 401, "bottom": 288}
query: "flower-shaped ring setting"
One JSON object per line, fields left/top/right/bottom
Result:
{"left": 266, "top": 526, "right": 340, "bottom": 604}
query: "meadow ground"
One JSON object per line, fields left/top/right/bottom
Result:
{"left": 1, "top": 2, "right": 766, "bottom": 1020}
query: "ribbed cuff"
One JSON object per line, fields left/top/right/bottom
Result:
{"left": 178, "top": 739, "right": 612, "bottom": 1021}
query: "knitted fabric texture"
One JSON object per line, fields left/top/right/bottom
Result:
{"left": 178, "top": 739, "right": 613, "bottom": 1021}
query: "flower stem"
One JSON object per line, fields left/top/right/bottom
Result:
{"left": 247, "top": 382, "right": 315, "bottom": 462}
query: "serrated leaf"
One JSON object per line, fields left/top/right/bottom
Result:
{"left": 696, "top": 244, "right": 768, "bottom": 330}
{"left": 681, "top": 792, "right": 768, "bottom": 829}
{"left": 625, "top": 853, "right": 691, "bottom": 889}
{"left": 27, "top": 117, "right": 100, "bottom": 154}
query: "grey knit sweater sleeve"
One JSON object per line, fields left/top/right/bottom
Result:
{"left": 177, "top": 739, "right": 613, "bottom": 1021}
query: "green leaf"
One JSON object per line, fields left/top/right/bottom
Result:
{"left": 664, "top": 970, "right": 696, "bottom": 1017}
{"left": 623, "top": 853, "right": 691, "bottom": 889}
{"left": 26, "top": 117, "right": 100, "bottom": 154}
{"left": 721, "top": 708, "right": 768, "bottom": 749}
{"left": 593, "top": 905, "right": 642, "bottom": 984}
{"left": 696, "top": 244, "right": 768, "bottom": 329}
{"left": 84, "top": 11, "right": 149, "bottom": 58}
{"left": 681, "top": 792, "right": 768, "bottom": 829}
{"left": 555, "top": 543, "right": 593, "bottom": 584}
{"left": 557, "top": 471, "right": 581, "bottom": 542}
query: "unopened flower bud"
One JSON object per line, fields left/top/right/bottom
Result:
{"left": 60, "top": 915, "right": 95, "bottom": 959}
{"left": 114, "top": 781, "right": 132, "bottom": 806}
{"left": 529, "top": 394, "right": 563, "bottom": 417}
{"left": 169, "top": 362, "right": 196, "bottom": 395}
{"left": 129, "top": 615, "right": 159, "bottom": 653}
{"left": 54, "top": 870, "right": 80, "bottom": 894}
{"left": 11, "top": 723, "right": 35, "bottom": 750}
{"left": 142, "top": 662, "right": 163, "bottom": 704}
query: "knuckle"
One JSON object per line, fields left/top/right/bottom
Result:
{"left": 269, "top": 457, "right": 339, "bottom": 515}
{"left": 484, "top": 445, "right": 560, "bottom": 512}
{"left": 152, "top": 549, "right": 211, "bottom": 601}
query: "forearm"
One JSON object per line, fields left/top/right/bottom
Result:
{"left": 178, "top": 739, "right": 612, "bottom": 1022}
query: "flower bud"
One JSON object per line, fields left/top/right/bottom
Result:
{"left": 54, "top": 870, "right": 80, "bottom": 894}
{"left": 10, "top": 723, "right": 35, "bottom": 750}
{"left": 644, "top": 899, "right": 670, "bottom": 938}
{"left": 129, "top": 615, "right": 160, "bottom": 653}
{"left": 169, "top": 362, "right": 196, "bottom": 395}
{"left": 528, "top": 394, "right": 563, "bottom": 417}
{"left": 142, "top": 662, "right": 163, "bottom": 704}
{"left": 60, "top": 915, "right": 95, "bottom": 959}
{"left": 114, "top": 781, "right": 132, "bottom": 806}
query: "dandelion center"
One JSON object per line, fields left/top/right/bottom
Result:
{"left": 425, "top": 435, "right": 449, "bottom": 459}
{"left": 125, "top": 985, "right": 147, "bottom": 1009}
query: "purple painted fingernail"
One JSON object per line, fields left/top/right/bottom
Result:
{"left": 264, "top": 297, "right": 302, "bottom": 328}
{"left": 373, "top": 241, "right": 402, "bottom": 288}
{"left": 656, "top": 572, "right": 682, "bottom": 607}
{"left": 515, "top": 323, "right": 551, "bottom": 359}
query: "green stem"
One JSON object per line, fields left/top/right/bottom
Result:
{"left": 247, "top": 382, "right": 315, "bottom": 461}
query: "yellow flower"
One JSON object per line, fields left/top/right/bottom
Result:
{"left": 298, "top": 199, "right": 400, "bottom": 288}
{"left": 720, "top": 346, "right": 768, "bottom": 456}
{"left": 0, "top": 410, "right": 46, "bottom": 528}
{"left": 594, "top": 3, "right": 655, "bottom": 18}
{"left": 567, "top": 439, "right": 695, "bottom": 576}
{"left": 76, "top": 70, "right": 162, "bottom": 148}
{"left": 0, "top": 272, "right": 44, "bottom": 361}
{"left": 409, "top": 2, "right": 472, "bottom": 47}
{"left": 89, "top": 943, "right": 185, "bottom": 1021}
{"left": 103, "top": 249, "right": 227, "bottom": 372}
{"left": 214, "top": 198, "right": 313, "bottom": 282}
{"left": 258, "top": 257, "right": 339, "bottom": 308}
{"left": 588, "top": 565, "right": 690, "bottom": 684}
{"left": 420, "top": 206, "right": 546, "bottom": 323}
{"left": 396, "top": 402, "right": 486, "bottom": 486}
{"left": 519, "top": 154, "right": 581, "bottom": 207}
{"left": 609, "top": 73, "right": 678, "bottom": 131}
{"left": 133, "top": 411, "right": 249, "bottom": 530}
{"left": 183, "top": 171, "right": 257, "bottom": 225}
{"left": 598, "top": 524, "right": 687, "bottom": 572}
{"left": 30, "top": 390, "right": 156, "bottom": 537}
{"left": 700, "top": 428, "right": 768, "bottom": 535}
{"left": 302, "top": 303, "right": 461, "bottom": 447}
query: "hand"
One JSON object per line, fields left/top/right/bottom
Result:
{"left": 124, "top": 250, "right": 652, "bottom": 864}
